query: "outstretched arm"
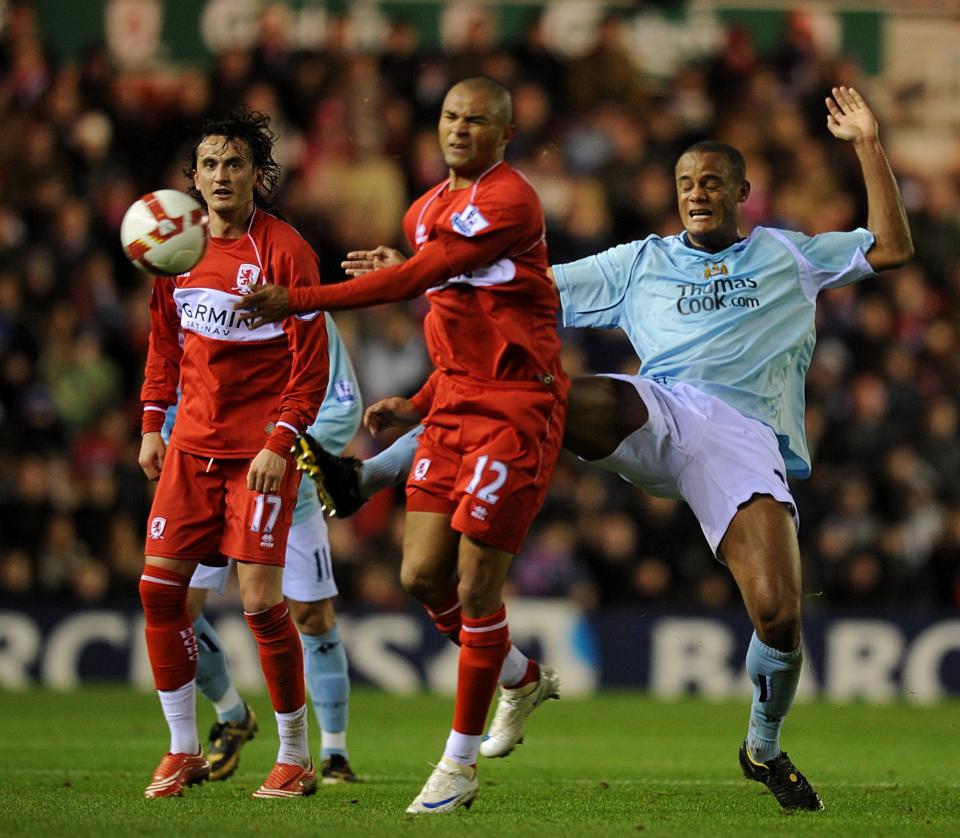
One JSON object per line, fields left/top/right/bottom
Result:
{"left": 341, "top": 246, "right": 407, "bottom": 277}
{"left": 826, "top": 85, "right": 913, "bottom": 271}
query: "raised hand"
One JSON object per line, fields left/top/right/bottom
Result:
{"left": 341, "top": 246, "right": 406, "bottom": 277}
{"left": 826, "top": 86, "right": 878, "bottom": 144}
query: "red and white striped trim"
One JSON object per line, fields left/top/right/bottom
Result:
{"left": 430, "top": 600, "right": 462, "bottom": 619}
{"left": 140, "top": 574, "right": 187, "bottom": 588}
{"left": 461, "top": 616, "right": 508, "bottom": 634}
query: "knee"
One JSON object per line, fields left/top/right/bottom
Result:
{"left": 565, "top": 376, "right": 648, "bottom": 460}
{"left": 240, "top": 582, "right": 282, "bottom": 614}
{"left": 237, "top": 564, "right": 284, "bottom": 614}
{"left": 400, "top": 564, "right": 442, "bottom": 604}
{"left": 290, "top": 599, "right": 335, "bottom": 635}
{"left": 751, "top": 593, "right": 802, "bottom": 651}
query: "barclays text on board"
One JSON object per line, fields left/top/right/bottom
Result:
{"left": 1, "top": 600, "right": 957, "bottom": 702}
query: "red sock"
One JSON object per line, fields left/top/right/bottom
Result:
{"left": 425, "top": 589, "right": 462, "bottom": 644}
{"left": 453, "top": 605, "right": 510, "bottom": 735}
{"left": 508, "top": 659, "right": 541, "bottom": 690}
{"left": 245, "top": 602, "right": 305, "bottom": 713}
{"left": 139, "top": 565, "right": 197, "bottom": 691}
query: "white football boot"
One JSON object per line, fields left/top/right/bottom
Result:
{"left": 480, "top": 664, "right": 560, "bottom": 758}
{"left": 405, "top": 757, "right": 479, "bottom": 814}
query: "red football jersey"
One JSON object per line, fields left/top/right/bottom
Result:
{"left": 141, "top": 208, "right": 329, "bottom": 459}
{"left": 288, "top": 161, "right": 567, "bottom": 391}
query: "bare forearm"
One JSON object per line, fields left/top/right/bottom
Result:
{"left": 856, "top": 137, "right": 913, "bottom": 270}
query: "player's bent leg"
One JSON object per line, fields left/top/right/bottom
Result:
{"left": 455, "top": 538, "right": 560, "bottom": 760}
{"left": 563, "top": 376, "right": 649, "bottom": 461}
{"left": 293, "top": 433, "right": 366, "bottom": 517}
{"left": 720, "top": 496, "right": 803, "bottom": 651}
{"left": 141, "top": 557, "right": 209, "bottom": 797}
{"left": 402, "top": 525, "right": 493, "bottom": 814}
{"left": 480, "top": 663, "right": 560, "bottom": 758}
{"left": 238, "top": 562, "right": 313, "bottom": 798}
{"left": 420, "top": 584, "right": 550, "bottom": 693}
{"left": 358, "top": 425, "right": 423, "bottom": 496}
{"left": 720, "top": 496, "right": 820, "bottom": 811}
{"left": 194, "top": 606, "right": 259, "bottom": 781}
{"left": 289, "top": 598, "right": 358, "bottom": 784}
{"left": 294, "top": 427, "right": 424, "bottom": 517}
{"left": 399, "top": 512, "right": 461, "bottom": 606}
{"left": 188, "top": 573, "right": 259, "bottom": 781}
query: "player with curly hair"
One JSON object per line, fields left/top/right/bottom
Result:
{"left": 138, "top": 109, "right": 329, "bottom": 799}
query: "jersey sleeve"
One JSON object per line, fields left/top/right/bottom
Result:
{"left": 266, "top": 239, "right": 330, "bottom": 456}
{"left": 552, "top": 240, "right": 646, "bottom": 329}
{"left": 287, "top": 242, "right": 453, "bottom": 312}
{"left": 287, "top": 177, "right": 545, "bottom": 313}
{"left": 141, "top": 276, "right": 182, "bottom": 434}
{"left": 432, "top": 183, "right": 545, "bottom": 273}
{"left": 770, "top": 227, "right": 876, "bottom": 298}
{"left": 303, "top": 314, "right": 363, "bottom": 454}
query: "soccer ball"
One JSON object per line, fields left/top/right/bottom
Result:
{"left": 120, "top": 189, "right": 208, "bottom": 276}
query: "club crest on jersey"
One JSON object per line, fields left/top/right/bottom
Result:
{"left": 233, "top": 263, "right": 262, "bottom": 295}
{"left": 413, "top": 458, "right": 432, "bottom": 481}
{"left": 149, "top": 517, "right": 167, "bottom": 539}
{"left": 335, "top": 380, "right": 357, "bottom": 405}
{"left": 450, "top": 204, "right": 490, "bottom": 238}
{"left": 703, "top": 261, "right": 729, "bottom": 279}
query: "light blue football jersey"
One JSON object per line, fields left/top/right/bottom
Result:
{"left": 163, "top": 313, "right": 362, "bottom": 522}
{"left": 553, "top": 226, "right": 876, "bottom": 478}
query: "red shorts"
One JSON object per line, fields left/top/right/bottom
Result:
{"left": 406, "top": 375, "right": 566, "bottom": 554}
{"left": 144, "top": 446, "right": 299, "bottom": 566}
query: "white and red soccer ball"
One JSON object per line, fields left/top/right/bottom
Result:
{"left": 120, "top": 189, "right": 208, "bottom": 276}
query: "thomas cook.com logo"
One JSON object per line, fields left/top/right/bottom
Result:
{"left": 674, "top": 276, "right": 760, "bottom": 315}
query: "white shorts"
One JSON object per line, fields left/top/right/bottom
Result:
{"left": 594, "top": 375, "right": 799, "bottom": 555}
{"left": 190, "top": 508, "right": 339, "bottom": 601}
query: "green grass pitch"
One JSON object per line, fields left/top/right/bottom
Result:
{"left": 1, "top": 686, "right": 957, "bottom": 836}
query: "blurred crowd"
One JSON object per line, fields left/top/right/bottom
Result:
{"left": 1, "top": 3, "right": 958, "bottom": 615}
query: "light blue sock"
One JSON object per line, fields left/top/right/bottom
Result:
{"left": 745, "top": 631, "right": 802, "bottom": 763}
{"left": 302, "top": 626, "right": 350, "bottom": 758}
{"left": 358, "top": 425, "right": 423, "bottom": 497}
{"left": 193, "top": 614, "right": 245, "bottom": 724}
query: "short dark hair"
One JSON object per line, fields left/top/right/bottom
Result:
{"left": 679, "top": 141, "right": 747, "bottom": 183}
{"left": 184, "top": 109, "right": 281, "bottom": 208}
{"left": 452, "top": 77, "right": 513, "bottom": 127}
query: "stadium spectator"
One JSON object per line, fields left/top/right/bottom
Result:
{"left": 0, "top": 8, "right": 956, "bottom": 631}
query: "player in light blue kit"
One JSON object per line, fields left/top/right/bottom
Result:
{"left": 165, "top": 313, "right": 362, "bottom": 785}
{"left": 298, "top": 87, "right": 913, "bottom": 811}
{"left": 550, "top": 86, "right": 911, "bottom": 812}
